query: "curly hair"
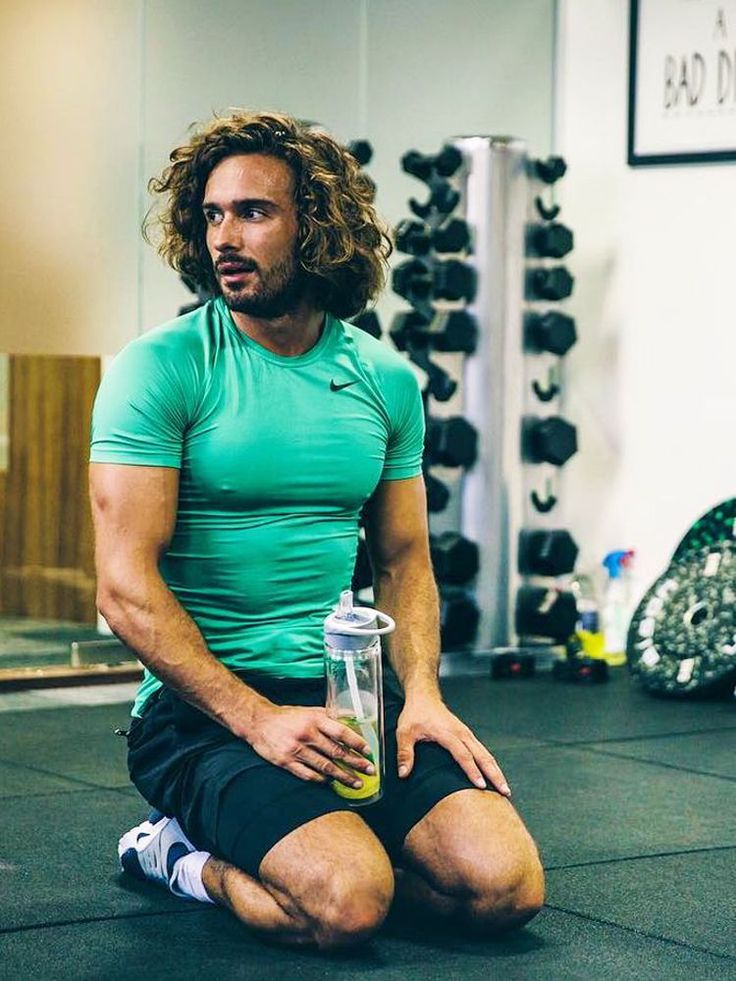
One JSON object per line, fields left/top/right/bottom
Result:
{"left": 144, "top": 110, "right": 392, "bottom": 319}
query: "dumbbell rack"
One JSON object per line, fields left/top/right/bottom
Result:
{"left": 391, "top": 136, "right": 580, "bottom": 660}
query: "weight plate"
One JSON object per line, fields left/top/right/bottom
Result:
{"left": 671, "top": 498, "right": 736, "bottom": 563}
{"left": 627, "top": 543, "right": 736, "bottom": 698}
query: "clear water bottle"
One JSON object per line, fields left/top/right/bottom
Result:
{"left": 323, "top": 590, "right": 395, "bottom": 805}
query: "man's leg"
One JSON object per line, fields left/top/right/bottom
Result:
{"left": 395, "top": 789, "right": 544, "bottom": 933}
{"left": 202, "top": 810, "right": 394, "bottom": 949}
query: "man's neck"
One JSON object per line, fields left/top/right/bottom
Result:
{"left": 228, "top": 302, "right": 326, "bottom": 357}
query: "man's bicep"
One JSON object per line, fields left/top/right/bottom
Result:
{"left": 89, "top": 463, "right": 180, "bottom": 572}
{"left": 363, "top": 475, "right": 431, "bottom": 571}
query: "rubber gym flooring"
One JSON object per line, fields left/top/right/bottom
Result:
{"left": 1, "top": 668, "right": 734, "bottom": 980}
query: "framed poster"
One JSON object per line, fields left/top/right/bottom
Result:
{"left": 628, "top": 0, "right": 736, "bottom": 165}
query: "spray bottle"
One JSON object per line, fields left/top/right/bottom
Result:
{"left": 601, "top": 550, "right": 635, "bottom": 666}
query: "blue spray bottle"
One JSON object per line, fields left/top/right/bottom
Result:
{"left": 601, "top": 550, "right": 635, "bottom": 666}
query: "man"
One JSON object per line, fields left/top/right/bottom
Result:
{"left": 90, "top": 110, "right": 544, "bottom": 950}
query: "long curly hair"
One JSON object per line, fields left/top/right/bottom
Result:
{"left": 145, "top": 110, "right": 392, "bottom": 319}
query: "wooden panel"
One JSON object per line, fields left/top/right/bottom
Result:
{"left": 0, "top": 355, "right": 101, "bottom": 622}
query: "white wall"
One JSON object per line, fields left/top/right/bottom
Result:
{"left": 555, "top": 0, "right": 736, "bottom": 599}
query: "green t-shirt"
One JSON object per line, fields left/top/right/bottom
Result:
{"left": 90, "top": 298, "right": 424, "bottom": 715}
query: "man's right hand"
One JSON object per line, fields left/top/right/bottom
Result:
{"left": 246, "top": 703, "right": 376, "bottom": 788}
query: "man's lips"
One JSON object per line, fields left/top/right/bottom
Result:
{"left": 217, "top": 261, "right": 256, "bottom": 278}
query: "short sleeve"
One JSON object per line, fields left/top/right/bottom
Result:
{"left": 381, "top": 363, "right": 425, "bottom": 481}
{"left": 90, "top": 334, "right": 193, "bottom": 468}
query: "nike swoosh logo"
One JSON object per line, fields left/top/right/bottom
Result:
{"left": 330, "top": 380, "right": 359, "bottom": 391}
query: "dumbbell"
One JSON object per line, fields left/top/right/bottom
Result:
{"left": 346, "top": 139, "right": 373, "bottom": 166}
{"left": 402, "top": 145, "right": 463, "bottom": 182}
{"left": 393, "top": 259, "right": 476, "bottom": 305}
{"left": 410, "top": 181, "right": 460, "bottom": 220}
{"left": 440, "top": 588, "right": 480, "bottom": 649}
{"left": 526, "top": 267, "right": 574, "bottom": 302}
{"left": 533, "top": 156, "right": 567, "bottom": 184}
{"left": 426, "top": 417, "right": 478, "bottom": 469}
{"left": 515, "top": 586, "right": 577, "bottom": 642}
{"left": 430, "top": 532, "right": 479, "bottom": 585}
{"left": 522, "top": 416, "right": 578, "bottom": 467}
{"left": 390, "top": 310, "right": 477, "bottom": 355}
{"left": 352, "top": 536, "right": 373, "bottom": 591}
{"left": 395, "top": 218, "right": 471, "bottom": 257}
{"left": 525, "top": 311, "right": 577, "bottom": 356}
{"left": 424, "top": 471, "right": 450, "bottom": 512}
{"left": 350, "top": 311, "right": 382, "bottom": 339}
{"left": 526, "top": 223, "right": 574, "bottom": 259}
{"left": 518, "top": 529, "right": 579, "bottom": 577}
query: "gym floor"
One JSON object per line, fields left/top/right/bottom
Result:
{"left": 1, "top": 669, "right": 734, "bottom": 980}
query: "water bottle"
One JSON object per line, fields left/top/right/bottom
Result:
{"left": 323, "top": 589, "right": 395, "bottom": 805}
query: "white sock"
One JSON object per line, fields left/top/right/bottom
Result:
{"left": 170, "top": 849, "right": 215, "bottom": 904}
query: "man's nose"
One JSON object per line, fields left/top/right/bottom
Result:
{"left": 212, "top": 215, "right": 241, "bottom": 252}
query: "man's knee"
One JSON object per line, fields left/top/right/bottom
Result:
{"left": 462, "top": 845, "right": 545, "bottom": 933}
{"left": 312, "top": 859, "right": 395, "bottom": 950}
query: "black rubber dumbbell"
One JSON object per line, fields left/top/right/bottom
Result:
{"left": 424, "top": 472, "right": 450, "bottom": 513}
{"left": 522, "top": 416, "right": 578, "bottom": 467}
{"left": 351, "top": 536, "right": 373, "bottom": 591}
{"left": 393, "top": 259, "right": 433, "bottom": 303}
{"left": 430, "top": 532, "right": 479, "bottom": 586}
{"left": 391, "top": 310, "right": 477, "bottom": 355}
{"left": 492, "top": 653, "right": 536, "bottom": 680}
{"left": 346, "top": 139, "right": 373, "bottom": 166}
{"left": 409, "top": 180, "right": 461, "bottom": 220}
{"left": 525, "top": 312, "right": 577, "bottom": 356}
{"left": 526, "top": 267, "right": 574, "bottom": 302}
{"left": 515, "top": 586, "right": 577, "bottom": 642}
{"left": 518, "top": 530, "right": 579, "bottom": 577}
{"left": 526, "top": 223, "right": 574, "bottom": 259}
{"left": 433, "top": 259, "right": 476, "bottom": 302}
{"left": 433, "top": 218, "right": 471, "bottom": 254}
{"left": 440, "top": 589, "right": 480, "bottom": 649}
{"left": 350, "top": 311, "right": 382, "bottom": 339}
{"left": 533, "top": 156, "right": 567, "bottom": 184}
{"left": 402, "top": 145, "right": 463, "bottom": 182}
{"left": 426, "top": 417, "right": 478, "bottom": 469}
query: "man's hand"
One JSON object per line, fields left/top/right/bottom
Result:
{"left": 248, "top": 702, "right": 376, "bottom": 788}
{"left": 396, "top": 695, "right": 511, "bottom": 797}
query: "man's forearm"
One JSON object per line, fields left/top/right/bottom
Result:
{"left": 373, "top": 556, "right": 443, "bottom": 702}
{"left": 98, "top": 572, "right": 270, "bottom": 738}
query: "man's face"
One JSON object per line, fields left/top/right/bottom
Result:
{"left": 203, "top": 153, "right": 307, "bottom": 318}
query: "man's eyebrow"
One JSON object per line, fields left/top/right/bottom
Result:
{"left": 201, "top": 197, "right": 278, "bottom": 211}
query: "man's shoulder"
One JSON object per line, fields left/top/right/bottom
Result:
{"left": 339, "top": 317, "right": 417, "bottom": 380}
{"left": 128, "top": 300, "right": 218, "bottom": 357}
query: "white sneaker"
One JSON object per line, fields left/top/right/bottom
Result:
{"left": 118, "top": 810, "right": 196, "bottom": 899}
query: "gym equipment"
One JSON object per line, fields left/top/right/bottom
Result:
{"left": 346, "top": 139, "right": 373, "bottom": 166}
{"left": 426, "top": 417, "right": 478, "bottom": 469}
{"left": 392, "top": 258, "right": 477, "bottom": 305}
{"left": 440, "top": 589, "right": 480, "bottom": 649}
{"left": 515, "top": 586, "right": 577, "bottom": 642}
{"left": 531, "top": 366, "right": 561, "bottom": 403}
{"left": 390, "top": 310, "right": 477, "bottom": 355}
{"left": 491, "top": 652, "right": 536, "bottom": 679}
{"left": 424, "top": 471, "right": 450, "bottom": 513}
{"left": 671, "top": 498, "right": 736, "bottom": 563}
{"left": 526, "top": 222, "right": 574, "bottom": 259}
{"left": 394, "top": 218, "right": 471, "bottom": 257}
{"left": 525, "top": 311, "right": 577, "bottom": 356}
{"left": 553, "top": 636, "right": 609, "bottom": 684}
{"left": 627, "top": 542, "right": 736, "bottom": 698}
{"left": 409, "top": 180, "right": 461, "bottom": 220}
{"left": 350, "top": 311, "right": 382, "bottom": 339}
{"left": 430, "top": 532, "right": 479, "bottom": 585}
{"left": 535, "top": 196, "right": 560, "bottom": 222}
{"left": 526, "top": 266, "right": 574, "bottom": 302}
{"left": 533, "top": 156, "right": 567, "bottom": 184}
{"left": 402, "top": 145, "right": 463, "bottom": 181}
{"left": 518, "top": 529, "right": 579, "bottom": 577}
{"left": 522, "top": 416, "right": 578, "bottom": 466}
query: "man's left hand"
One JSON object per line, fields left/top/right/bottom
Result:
{"left": 396, "top": 695, "right": 511, "bottom": 797}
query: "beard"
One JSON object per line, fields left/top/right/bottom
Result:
{"left": 216, "top": 248, "right": 309, "bottom": 319}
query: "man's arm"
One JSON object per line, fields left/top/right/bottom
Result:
{"left": 363, "top": 475, "right": 511, "bottom": 796}
{"left": 90, "top": 462, "right": 374, "bottom": 787}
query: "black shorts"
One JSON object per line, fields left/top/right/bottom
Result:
{"left": 126, "top": 671, "right": 479, "bottom": 878}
